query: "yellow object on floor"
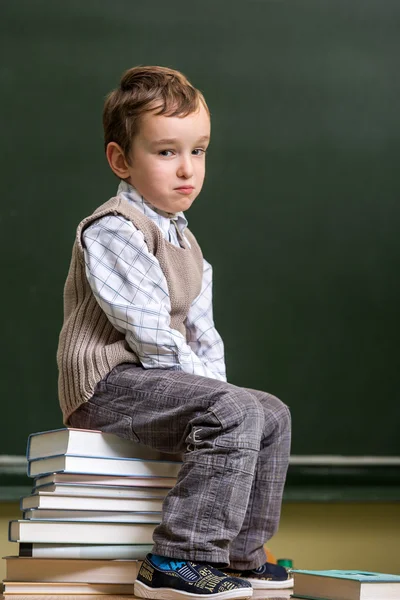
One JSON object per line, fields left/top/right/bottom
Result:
{"left": 265, "top": 547, "right": 277, "bottom": 564}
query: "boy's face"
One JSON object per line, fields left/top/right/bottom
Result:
{"left": 126, "top": 103, "right": 210, "bottom": 213}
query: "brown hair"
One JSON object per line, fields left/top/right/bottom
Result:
{"left": 103, "top": 65, "right": 209, "bottom": 159}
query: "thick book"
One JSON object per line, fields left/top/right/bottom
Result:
{"left": 19, "top": 543, "right": 152, "bottom": 559}
{"left": 33, "top": 471, "right": 177, "bottom": 489}
{"left": 9, "top": 520, "right": 155, "bottom": 545}
{"left": 26, "top": 427, "right": 180, "bottom": 462}
{"left": 2, "top": 581, "right": 136, "bottom": 595}
{"left": 1, "top": 595, "right": 134, "bottom": 600}
{"left": 4, "top": 556, "right": 141, "bottom": 583}
{"left": 28, "top": 453, "right": 181, "bottom": 478}
{"left": 21, "top": 491, "right": 164, "bottom": 512}
{"left": 292, "top": 569, "right": 400, "bottom": 600}
{"left": 23, "top": 508, "right": 162, "bottom": 523}
{"left": 31, "top": 481, "right": 170, "bottom": 498}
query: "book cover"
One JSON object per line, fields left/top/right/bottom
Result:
{"left": 4, "top": 556, "right": 141, "bottom": 584}
{"left": 27, "top": 453, "right": 181, "bottom": 478}
{"left": 31, "top": 481, "right": 170, "bottom": 498}
{"left": 23, "top": 508, "right": 162, "bottom": 523}
{"left": 20, "top": 491, "right": 164, "bottom": 512}
{"left": 18, "top": 543, "right": 153, "bottom": 560}
{"left": 33, "top": 472, "right": 177, "bottom": 489}
{"left": 9, "top": 519, "right": 155, "bottom": 545}
{"left": 292, "top": 569, "right": 400, "bottom": 600}
{"left": 0, "top": 595, "right": 134, "bottom": 600}
{"left": 3, "top": 581, "right": 136, "bottom": 595}
{"left": 292, "top": 570, "right": 400, "bottom": 583}
{"left": 26, "top": 427, "right": 181, "bottom": 462}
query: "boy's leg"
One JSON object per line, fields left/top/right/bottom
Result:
{"left": 68, "top": 363, "right": 265, "bottom": 567}
{"left": 228, "top": 389, "right": 291, "bottom": 570}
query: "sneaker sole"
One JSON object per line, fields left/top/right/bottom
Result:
{"left": 134, "top": 580, "right": 253, "bottom": 600}
{"left": 244, "top": 576, "right": 294, "bottom": 589}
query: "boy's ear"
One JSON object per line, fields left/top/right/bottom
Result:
{"left": 106, "top": 142, "right": 131, "bottom": 179}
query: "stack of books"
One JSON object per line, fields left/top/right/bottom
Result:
{"left": 291, "top": 568, "right": 400, "bottom": 600}
{"left": 3, "top": 427, "right": 181, "bottom": 597}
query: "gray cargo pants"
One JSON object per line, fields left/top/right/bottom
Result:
{"left": 68, "top": 363, "right": 291, "bottom": 569}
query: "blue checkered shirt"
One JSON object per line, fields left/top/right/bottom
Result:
{"left": 82, "top": 181, "right": 227, "bottom": 381}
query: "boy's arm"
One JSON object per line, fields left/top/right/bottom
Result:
{"left": 185, "top": 259, "right": 227, "bottom": 382}
{"left": 82, "top": 214, "right": 222, "bottom": 380}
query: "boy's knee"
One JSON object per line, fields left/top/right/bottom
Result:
{"left": 245, "top": 388, "right": 291, "bottom": 438}
{"left": 186, "top": 385, "right": 265, "bottom": 453}
{"left": 212, "top": 386, "right": 265, "bottom": 448}
{"left": 265, "top": 395, "right": 291, "bottom": 437}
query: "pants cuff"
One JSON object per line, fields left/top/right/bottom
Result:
{"left": 151, "top": 544, "right": 229, "bottom": 567}
{"left": 228, "top": 547, "right": 267, "bottom": 570}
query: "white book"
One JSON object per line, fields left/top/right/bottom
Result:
{"left": 28, "top": 453, "right": 181, "bottom": 478}
{"left": 32, "top": 482, "right": 170, "bottom": 499}
{"left": 19, "top": 543, "right": 152, "bottom": 560}
{"left": 23, "top": 508, "right": 162, "bottom": 523}
{"left": 33, "top": 471, "right": 177, "bottom": 489}
{"left": 3, "top": 581, "right": 136, "bottom": 595}
{"left": 26, "top": 427, "right": 181, "bottom": 462}
{"left": 9, "top": 520, "right": 155, "bottom": 544}
{"left": 21, "top": 492, "right": 164, "bottom": 512}
{"left": 1, "top": 593, "right": 137, "bottom": 600}
{"left": 292, "top": 569, "right": 400, "bottom": 600}
{"left": 4, "top": 556, "right": 141, "bottom": 584}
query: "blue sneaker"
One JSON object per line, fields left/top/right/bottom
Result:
{"left": 222, "top": 562, "right": 293, "bottom": 590}
{"left": 134, "top": 553, "right": 253, "bottom": 599}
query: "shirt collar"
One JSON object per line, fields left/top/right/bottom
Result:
{"left": 117, "top": 180, "right": 188, "bottom": 234}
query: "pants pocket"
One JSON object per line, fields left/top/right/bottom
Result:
{"left": 68, "top": 399, "right": 139, "bottom": 443}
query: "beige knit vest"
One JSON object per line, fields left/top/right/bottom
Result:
{"left": 57, "top": 196, "right": 203, "bottom": 423}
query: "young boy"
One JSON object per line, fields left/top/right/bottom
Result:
{"left": 57, "top": 66, "right": 292, "bottom": 600}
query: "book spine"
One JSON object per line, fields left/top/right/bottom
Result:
{"left": 25, "top": 433, "right": 32, "bottom": 463}
{"left": 27, "top": 455, "right": 65, "bottom": 477}
{"left": 8, "top": 521, "right": 14, "bottom": 542}
{"left": 26, "top": 428, "right": 67, "bottom": 460}
{"left": 19, "top": 543, "right": 33, "bottom": 557}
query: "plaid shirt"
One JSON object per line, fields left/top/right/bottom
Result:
{"left": 82, "top": 181, "right": 226, "bottom": 381}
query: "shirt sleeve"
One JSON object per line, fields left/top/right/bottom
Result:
{"left": 185, "top": 259, "right": 227, "bottom": 382}
{"left": 82, "top": 214, "right": 222, "bottom": 380}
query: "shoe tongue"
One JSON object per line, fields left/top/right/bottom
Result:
{"left": 253, "top": 564, "right": 268, "bottom": 574}
{"left": 176, "top": 562, "right": 201, "bottom": 582}
{"left": 150, "top": 555, "right": 201, "bottom": 581}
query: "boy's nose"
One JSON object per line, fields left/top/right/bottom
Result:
{"left": 177, "top": 155, "right": 194, "bottom": 179}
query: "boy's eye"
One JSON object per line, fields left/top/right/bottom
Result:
{"left": 158, "top": 148, "right": 207, "bottom": 157}
{"left": 192, "top": 148, "right": 207, "bottom": 156}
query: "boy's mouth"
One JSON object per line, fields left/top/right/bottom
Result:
{"left": 175, "top": 186, "right": 194, "bottom": 194}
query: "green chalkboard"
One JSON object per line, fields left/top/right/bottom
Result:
{"left": 1, "top": 0, "right": 399, "bottom": 461}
